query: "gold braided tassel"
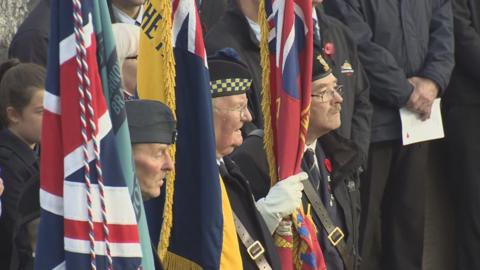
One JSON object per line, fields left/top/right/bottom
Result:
{"left": 156, "top": 0, "right": 176, "bottom": 261}
{"left": 258, "top": 0, "right": 278, "bottom": 187}
{"left": 137, "top": 0, "right": 177, "bottom": 261}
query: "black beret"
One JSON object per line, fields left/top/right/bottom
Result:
{"left": 208, "top": 48, "right": 253, "bottom": 98}
{"left": 125, "top": 100, "right": 176, "bottom": 144}
{"left": 312, "top": 45, "right": 332, "bottom": 81}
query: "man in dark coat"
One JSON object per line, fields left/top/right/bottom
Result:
{"left": 198, "top": 0, "right": 228, "bottom": 33}
{"left": 205, "top": 0, "right": 372, "bottom": 163}
{"left": 210, "top": 50, "right": 309, "bottom": 270}
{"left": 443, "top": 0, "right": 480, "bottom": 268}
{"left": 232, "top": 49, "right": 363, "bottom": 270}
{"left": 125, "top": 99, "right": 177, "bottom": 270}
{"left": 313, "top": 2, "right": 372, "bottom": 163}
{"left": 9, "top": 0, "right": 51, "bottom": 66}
{"left": 205, "top": 0, "right": 264, "bottom": 132}
{"left": 322, "top": 0, "right": 454, "bottom": 269}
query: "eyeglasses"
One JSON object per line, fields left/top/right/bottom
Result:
{"left": 214, "top": 103, "right": 249, "bottom": 118}
{"left": 311, "top": 85, "right": 344, "bottom": 102}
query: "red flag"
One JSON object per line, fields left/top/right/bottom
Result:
{"left": 259, "top": 0, "right": 326, "bottom": 269}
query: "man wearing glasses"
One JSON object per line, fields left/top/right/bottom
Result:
{"left": 232, "top": 48, "right": 363, "bottom": 270}
{"left": 300, "top": 49, "right": 363, "bottom": 270}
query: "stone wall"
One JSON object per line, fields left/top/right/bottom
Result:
{"left": 0, "top": 0, "right": 39, "bottom": 63}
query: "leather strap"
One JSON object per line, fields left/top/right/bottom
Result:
{"left": 302, "top": 179, "right": 355, "bottom": 270}
{"left": 232, "top": 212, "right": 272, "bottom": 270}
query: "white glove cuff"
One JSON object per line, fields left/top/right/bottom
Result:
{"left": 255, "top": 198, "right": 283, "bottom": 234}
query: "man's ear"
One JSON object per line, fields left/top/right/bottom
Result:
{"left": 6, "top": 106, "right": 21, "bottom": 125}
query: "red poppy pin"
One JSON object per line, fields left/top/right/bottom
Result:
{"left": 324, "top": 158, "right": 332, "bottom": 173}
{"left": 323, "top": 42, "right": 335, "bottom": 57}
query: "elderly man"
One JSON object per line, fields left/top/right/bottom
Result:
{"left": 125, "top": 99, "right": 175, "bottom": 269}
{"left": 205, "top": 0, "right": 372, "bottom": 165}
{"left": 209, "top": 50, "right": 307, "bottom": 270}
{"left": 232, "top": 48, "right": 363, "bottom": 270}
{"left": 125, "top": 99, "right": 175, "bottom": 200}
{"left": 301, "top": 49, "right": 362, "bottom": 270}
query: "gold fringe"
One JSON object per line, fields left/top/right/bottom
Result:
{"left": 274, "top": 234, "right": 293, "bottom": 249}
{"left": 163, "top": 251, "right": 202, "bottom": 270}
{"left": 156, "top": 0, "right": 177, "bottom": 261}
{"left": 258, "top": 0, "right": 278, "bottom": 187}
{"left": 300, "top": 104, "right": 310, "bottom": 146}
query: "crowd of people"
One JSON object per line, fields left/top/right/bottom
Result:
{"left": 0, "top": 0, "right": 479, "bottom": 269}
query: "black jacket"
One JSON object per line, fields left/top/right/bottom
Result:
{"left": 444, "top": 0, "right": 480, "bottom": 105}
{"left": 9, "top": 0, "right": 51, "bottom": 67}
{"left": 231, "top": 131, "right": 362, "bottom": 270}
{"left": 198, "top": 0, "right": 228, "bottom": 33}
{"left": 205, "top": 1, "right": 265, "bottom": 131}
{"left": 221, "top": 157, "right": 281, "bottom": 270}
{"left": 324, "top": 0, "right": 454, "bottom": 142}
{"left": 0, "top": 129, "right": 40, "bottom": 270}
{"left": 304, "top": 133, "right": 363, "bottom": 270}
{"left": 315, "top": 6, "right": 372, "bottom": 163}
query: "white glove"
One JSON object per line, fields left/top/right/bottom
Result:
{"left": 255, "top": 172, "right": 307, "bottom": 234}
{"left": 275, "top": 220, "right": 293, "bottom": 236}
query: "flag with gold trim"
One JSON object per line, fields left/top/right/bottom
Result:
{"left": 137, "top": 0, "right": 241, "bottom": 268}
{"left": 259, "top": 0, "right": 326, "bottom": 269}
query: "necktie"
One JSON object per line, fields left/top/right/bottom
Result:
{"left": 219, "top": 161, "right": 229, "bottom": 178}
{"left": 304, "top": 148, "right": 321, "bottom": 191}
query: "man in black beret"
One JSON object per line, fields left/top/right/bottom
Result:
{"left": 125, "top": 99, "right": 176, "bottom": 201}
{"left": 301, "top": 48, "right": 363, "bottom": 270}
{"left": 232, "top": 47, "right": 363, "bottom": 270}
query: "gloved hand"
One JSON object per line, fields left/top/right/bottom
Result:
{"left": 275, "top": 220, "right": 293, "bottom": 236}
{"left": 255, "top": 172, "right": 307, "bottom": 234}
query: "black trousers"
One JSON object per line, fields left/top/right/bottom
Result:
{"left": 444, "top": 105, "right": 480, "bottom": 270}
{"left": 359, "top": 140, "right": 429, "bottom": 270}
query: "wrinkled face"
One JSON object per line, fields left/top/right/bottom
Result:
{"left": 133, "top": 143, "right": 174, "bottom": 201}
{"left": 308, "top": 73, "right": 343, "bottom": 138}
{"left": 213, "top": 94, "right": 252, "bottom": 158}
{"left": 7, "top": 89, "right": 44, "bottom": 147}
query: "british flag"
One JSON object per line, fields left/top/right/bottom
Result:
{"left": 262, "top": 0, "right": 326, "bottom": 269}
{"left": 35, "top": 0, "right": 143, "bottom": 269}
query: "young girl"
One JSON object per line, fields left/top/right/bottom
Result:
{"left": 0, "top": 59, "right": 45, "bottom": 270}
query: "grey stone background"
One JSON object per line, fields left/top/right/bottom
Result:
{"left": 0, "top": 0, "right": 39, "bottom": 63}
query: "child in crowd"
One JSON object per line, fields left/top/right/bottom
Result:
{"left": 0, "top": 59, "right": 45, "bottom": 270}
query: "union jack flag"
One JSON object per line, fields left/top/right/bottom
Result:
{"left": 261, "top": 0, "right": 326, "bottom": 269}
{"left": 35, "top": 0, "right": 143, "bottom": 269}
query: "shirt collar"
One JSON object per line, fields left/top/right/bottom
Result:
{"left": 304, "top": 140, "right": 317, "bottom": 153}
{"left": 245, "top": 16, "right": 261, "bottom": 43}
{"left": 112, "top": 4, "right": 144, "bottom": 25}
{"left": 312, "top": 8, "right": 321, "bottom": 39}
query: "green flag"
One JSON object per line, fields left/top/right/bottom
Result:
{"left": 92, "top": 0, "right": 155, "bottom": 268}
